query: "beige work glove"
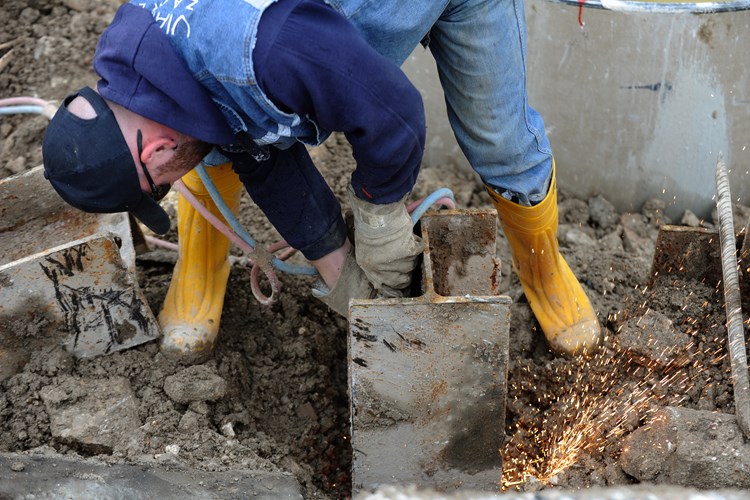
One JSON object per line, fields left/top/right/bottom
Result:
{"left": 311, "top": 246, "right": 376, "bottom": 317}
{"left": 347, "top": 185, "right": 423, "bottom": 297}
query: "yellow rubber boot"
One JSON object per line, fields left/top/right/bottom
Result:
{"left": 159, "top": 163, "right": 243, "bottom": 364}
{"left": 487, "top": 164, "right": 600, "bottom": 356}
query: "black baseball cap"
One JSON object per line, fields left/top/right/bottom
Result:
{"left": 42, "top": 86, "right": 171, "bottom": 234}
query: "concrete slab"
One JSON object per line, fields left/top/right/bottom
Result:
{"left": 620, "top": 406, "right": 750, "bottom": 488}
{"left": 0, "top": 452, "right": 304, "bottom": 499}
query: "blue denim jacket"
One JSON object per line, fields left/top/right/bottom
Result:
{"left": 130, "top": 0, "right": 448, "bottom": 150}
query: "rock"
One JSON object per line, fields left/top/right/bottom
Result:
{"left": 588, "top": 469, "right": 606, "bottom": 486}
{"left": 178, "top": 410, "right": 207, "bottom": 433}
{"left": 589, "top": 195, "right": 619, "bottom": 230}
{"left": 188, "top": 401, "right": 211, "bottom": 415}
{"left": 521, "top": 475, "right": 544, "bottom": 492}
{"left": 620, "top": 213, "right": 656, "bottom": 257}
{"left": 560, "top": 198, "right": 590, "bottom": 225}
{"left": 620, "top": 406, "right": 750, "bottom": 489}
{"left": 604, "top": 462, "right": 631, "bottom": 486}
{"left": 614, "top": 309, "right": 691, "bottom": 368}
{"left": 164, "top": 444, "right": 180, "bottom": 456}
{"left": 10, "top": 462, "right": 24, "bottom": 472}
{"left": 680, "top": 210, "right": 702, "bottom": 228}
{"left": 39, "top": 376, "right": 143, "bottom": 454}
{"left": 19, "top": 8, "right": 40, "bottom": 24}
{"left": 163, "top": 365, "right": 227, "bottom": 404}
{"left": 34, "top": 36, "right": 72, "bottom": 60}
{"left": 642, "top": 198, "right": 672, "bottom": 226}
{"left": 296, "top": 403, "right": 317, "bottom": 421}
{"left": 599, "top": 229, "right": 625, "bottom": 252}
{"left": 61, "top": 0, "right": 95, "bottom": 12}
{"left": 7, "top": 156, "right": 26, "bottom": 175}
{"left": 220, "top": 422, "right": 236, "bottom": 438}
{"left": 562, "top": 226, "right": 597, "bottom": 247}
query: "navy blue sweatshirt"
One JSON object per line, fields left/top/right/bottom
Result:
{"left": 253, "top": 0, "right": 426, "bottom": 204}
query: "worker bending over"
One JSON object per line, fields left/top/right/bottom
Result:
{"left": 42, "top": 0, "right": 600, "bottom": 363}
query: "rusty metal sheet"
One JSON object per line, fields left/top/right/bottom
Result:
{"left": 420, "top": 209, "right": 500, "bottom": 297}
{"left": 349, "top": 209, "right": 510, "bottom": 492}
{"left": 650, "top": 223, "right": 750, "bottom": 310}
{"left": 0, "top": 234, "right": 159, "bottom": 360}
{"left": 649, "top": 225, "right": 722, "bottom": 287}
{"left": 0, "top": 166, "right": 159, "bottom": 367}
{"left": 741, "top": 217, "right": 750, "bottom": 314}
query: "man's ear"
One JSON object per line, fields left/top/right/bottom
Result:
{"left": 140, "top": 136, "right": 178, "bottom": 166}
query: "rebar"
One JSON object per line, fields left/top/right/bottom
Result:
{"left": 715, "top": 154, "right": 750, "bottom": 437}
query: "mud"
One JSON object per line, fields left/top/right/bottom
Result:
{"left": 2, "top": 0, "right": 750, "bottom": 498}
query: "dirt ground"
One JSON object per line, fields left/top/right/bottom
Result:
{"left": 1, "top": 1, "right": 749, "bottom": 498}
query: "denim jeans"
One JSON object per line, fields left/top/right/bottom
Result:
{"left": 430, "top": 0, "right": 553, "bottom": 205}
{"left": 343, "top": 0, "right": 553, "bottom": 202}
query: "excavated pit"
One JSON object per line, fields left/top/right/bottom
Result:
{"left": 2, "top": 0, "right": 750, "bottom": 497}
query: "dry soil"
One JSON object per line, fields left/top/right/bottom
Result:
{"left": 1, "top": 1, "right": 749, "bottom": 498}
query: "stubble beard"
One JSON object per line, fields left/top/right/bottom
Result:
{"left": 158, "top": 140, "right": 214, "bottom": 177}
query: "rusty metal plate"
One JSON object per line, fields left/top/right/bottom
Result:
{"left": 741, "top": 217, "right": 750, "bottom": 314}
{"left": 649, "top": 225, "right": 722, "bottom": 287}
{"left": 0, "top": 166, "right": 159, "bottom": 366}
{"left": 420, "top": 209, "right": 500, "bottom": 297}
{"left": 0, "top": 235, "right": 160, "bottom": 360}
{"left": 349, "top": 209, "right": 510, "bottom": 492}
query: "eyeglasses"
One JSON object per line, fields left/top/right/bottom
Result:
{"left": 136, "top": 129, "right": 171, "bottom": 201}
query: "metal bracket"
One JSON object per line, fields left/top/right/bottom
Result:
{"left": 349, "top": 209, "right": 511, "bottom": 491}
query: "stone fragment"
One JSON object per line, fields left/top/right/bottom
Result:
{"left": 620, "top": 213, "right": 656, "bottom": 257}
{"left": 220, "top": 422, "right": 236, "bottom": 438}
{"left": 559, "top": 197, "right": 590, "bottom": 225}
{"left": 164, "top": 444, "right": 180, "bottom": 456}
{"left": 620, "top": 406, "right": 750, "bottom": 489}
{"left": 39, "top": 376, "right": 142, "bottom": 454}
{"left": 614, "top": 309, "right": 691, "bottom": 368}
{"left": 562, "top": 226, "right": 597, "bottom": 247}
{"left": 604, "top": 462, "right": 630, "bottom": 486}
{"left": 589, "top": 195, "right": 619, "bottom": 230}
{"left": 642, "top": 198, "right": 672, "bottom": 226}
{"left": 178, "top": 410, "right": 207, "bottom": 433}
{"left": 680, "top": 210, "right": 701, "bottom": 228}
{"left": 599, "top": 229, "right": 625, "bottom": 252}
{"left": 61, "top": 0, "right": 94, "bottom": 12}
{"left": 163, "top": 365, "right": 227, "bottom": 404}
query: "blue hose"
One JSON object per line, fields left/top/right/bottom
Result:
{"left": 195, "top": 162, "right": 318, "bottom": 275}
{"left": 410, "top": 188, "right": 455, "bottom": 225}
{"left": 0, "top": 105, "right": 44, "bottom": 115}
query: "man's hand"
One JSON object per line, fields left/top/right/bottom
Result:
{"left": 347, "top": 185, "right": 423, "bottom": 296}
